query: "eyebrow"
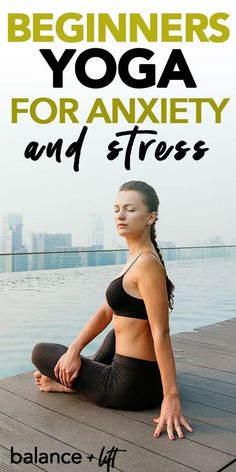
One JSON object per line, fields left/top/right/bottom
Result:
{"left": 114, "top": 203, "right": 136, "bottom": 208}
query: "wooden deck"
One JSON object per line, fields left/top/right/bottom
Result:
{"left": 0, "top": 318, "right": 236, "bottom": 472}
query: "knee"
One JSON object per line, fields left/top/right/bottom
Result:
{"left": 31, "top": 342, "right": 47, "bottom": 367}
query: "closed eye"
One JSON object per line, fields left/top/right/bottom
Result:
{"left": 114, "top": 208, "right": 136, "bottom": 212}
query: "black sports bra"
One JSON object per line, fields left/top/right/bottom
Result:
{"left": 105, "top": 251, "right": 161, "bottom": 320}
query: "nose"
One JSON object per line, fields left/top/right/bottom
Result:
{"left": 116, "top": 209, "right": 126, "bottom": 220}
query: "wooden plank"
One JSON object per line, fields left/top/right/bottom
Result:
{"left": 198, "top": 320, "right": 236, "bottom": 329}
{"left": 173, "top": 351, "right": 236, "bottom": 367}
{"left": 112, "top": 396, "right": 236, "bottom": 434}
{"left": 173, "top": 347, "right": 236, "bottom": 373}
{"left": 0, "top": 377, "right": 235, "bottom": 472}
{"left": 195, "top": 324, "right": 236, "bottom": 336}
{"left": 193, "top": 328, "right": 236, "bottom": 338}
{"left": 223, "top": 319, "right": 236, "bottom": 326}
{"left": 180, "top": 398, "right": 236, "bottom": 432}
{"left": 108, "top": 410, "right": 236, "bottom": 457}
{"left": 174, "top": 325, "right": 236, "bottom": 343}
{"left": 178, "top": 384, "right": 236, "bottom": 413}
{"left": 175, "top": 344, "right": 236, "bottom": 359}
{"left": 0, "top": 445, "right": 42, "bottom": 472}
{"left": 0, "top": 414, "right": 112, "bottom": 472}
{"left": 0, "top": 388, "right": 199, "bottom": 472}
{"left": 172, "top": 334, "right": 236, "bottom": 354}
{"left": 176, "top": 326, "right": 236, "bottom": 337}
{"left": 175, "top": 361, "right": 236, "bottom": 385}
{"left": 222, "top": 460, "right": 236, "bottom": 471}
{"left": 173, "top": 334, "right": 236, "bottom": 346}
{"left": 179, "top": 317, "right": 236, "bottom": 332}
{"left": 202, "top": 318, "right": 236, "bottom": 326}
{"left": 177, "top": 372, "right": 236, "bottom": 398}
{"left": 172, "top": 337, "right": 236, "bottom": 357}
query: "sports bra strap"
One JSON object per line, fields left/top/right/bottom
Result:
{"left": 122, "top": 251, "right": 160, "bottom": 276}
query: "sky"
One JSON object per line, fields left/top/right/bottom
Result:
{"left": 0, "top": 0, "right": 235, "bottom": 248}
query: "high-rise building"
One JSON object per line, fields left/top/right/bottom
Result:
{"left": 56, "top": 246, "right": 84, "bottom": 269}
{"left": 5, "top": 229, "right": 13, "bottom": 272}
{"left": 32, "top": 233, "right": 72, "bottom": 270}
{"left": 89, "top": 213, "right": 104, "bottom": 248}
{"left": 12, "top": 247, "right": 29, "bottom": 272}
{"left": 0, "top": 235, "right": 3, "bottom": 272}
{"left": 2, "top": 213, "right": 23, "bottom": 251}
{"left": 1, "top": 213, "right": 28, "bottom": 272}
{"left": 158, "top": 240, "right": 177, "bottom": 261}
{"left": 205, "top": 236, "right": 225, "bottom": 258}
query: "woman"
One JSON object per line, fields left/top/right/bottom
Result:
{"left": 32, "top": 180, "right": 193, "bottom": 440}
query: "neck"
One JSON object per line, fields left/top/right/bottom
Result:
{"left": 125, "top": 235, "right": 155, "bottom": 258}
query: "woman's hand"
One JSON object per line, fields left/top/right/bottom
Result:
{"left": 54, "top": 349, "right": 81, "bottom": 388}
{"left": 153, "top": 394, "right": 194, "bottom": 440}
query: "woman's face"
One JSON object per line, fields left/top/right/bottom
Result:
{"left": 114, "top": 190, "right": 154, "bottom": 236}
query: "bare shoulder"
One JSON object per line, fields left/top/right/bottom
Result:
{"left": 136, "top": 251, "right": 166, "bottom": 279}
{"left": 135, "top": 252, "right": 169, "bottom": 312}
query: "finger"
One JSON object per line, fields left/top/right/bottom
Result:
{"left": 65, "top": 376, "right": 72, "bottom": 387}
{"left": 180, "top": 416, "right": 194, "bottom": 433}
{"left": 59, "top": 368, "right": 66, "bottom": 386}
{"left": 167, "top": 421, "right": 175, "bottom": 440}
{"left": 54, "top": 363, "right": 59, "bottom": 380}
{"left": 64, "top": 371, "right": 72, "bottom": 388}
{"left": 65, "top": 369, "right": 76, "bottom": 388}
{"left": 70, "top": 369, "right": 79, "bottom": 383}
{"left": 58, "top": 369, "right": 63, "bottom": 385}
{"left": 62, "top": 370, "right": 69, "bottom": 387}
{"left": 174, "top": 420, "right": 184, "bottom": 439}
{"left": 154, "top": 427, "right": 161, "bottom": 438}
{"left": 154, "top": 421, "right": 164, "bottom": 438}
{"left": 153, "top": 417, "right": 160, "bottom": 423}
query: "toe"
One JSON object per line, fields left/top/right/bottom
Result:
{"left": 34, "top": 370, "right": 42, "bottom": 380}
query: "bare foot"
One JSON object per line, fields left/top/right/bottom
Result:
{"left": 33, "top": 370, "right": 75, "bottom": 393}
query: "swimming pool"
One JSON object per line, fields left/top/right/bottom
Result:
{"left": 1, "top": 258, "right": 235, "bottom": 379}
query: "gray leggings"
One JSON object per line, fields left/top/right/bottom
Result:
{"left": 31, "top": 329, "right": 163, "bottom": 410}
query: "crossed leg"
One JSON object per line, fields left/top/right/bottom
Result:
{"left": 32, "top": 328, "right": 115, "bottom": 393}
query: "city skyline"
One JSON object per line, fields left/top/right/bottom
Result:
{"left": 0, "top": 211, "right": 234, "bottom": 273}
{"left": 0, "top": 211, "right": 233, "bottom": 254}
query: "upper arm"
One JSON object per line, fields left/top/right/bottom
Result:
{"left": 137, "top": 255, "right": 169, "bottom": 336}
{"left": 102, "top": 300, "right": 114, "bottom": 322}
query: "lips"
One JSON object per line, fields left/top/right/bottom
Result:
{"left": 118, "top": 224, "right": 127, "bottom": 228}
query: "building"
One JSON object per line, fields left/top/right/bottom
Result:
{"left": 5, "top": 229, "right": 13, "bottom": 272}
{"left": 158, "top": 241, "right": 177, "bottom": 261}
{"left": 205, "top": 236, "right": 225, "bottom": 258}
{"left": 32, "top": 233, "right": 72, "bottom": 270}
{"left": 12, "top": 247, "right": 29, "bottom": 272}
{"left": 56, "top": 247, "right": 85, "bottom": 269}
{"left": 0, "top": 235, "right": 3, "bottom": 272}
{"left": 1, "top": 213, "right": 28, "bottom": 272}
{"left": 2, "top": 213, "right": 23, "bottom": 251}
{"left": 89, "top": 214, "right": 104, "bottom": 248}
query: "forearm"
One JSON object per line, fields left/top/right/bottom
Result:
{"left": 68, "top": 303, "right": 112, "bottom": 354}
{"left": 153, "top": 332, "right": 179, "bottom": 397}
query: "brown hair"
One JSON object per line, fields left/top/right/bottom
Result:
{"left": 119, "top": 180, "right": 175, "bottom": 310}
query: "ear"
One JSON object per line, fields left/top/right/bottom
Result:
{"left": 148, "top": 212, "right": 157, "bottom": 225}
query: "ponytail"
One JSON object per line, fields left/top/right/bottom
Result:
{"left": 150, "top": 224, "right": 175, "bottom": 311}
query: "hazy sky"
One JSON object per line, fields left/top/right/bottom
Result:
{"left": 1, "top": 0, "right": 235, "bottom": 248}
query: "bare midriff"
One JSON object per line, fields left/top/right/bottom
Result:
{"left": 112, "top": 314, "right": 157, "bottom": 361}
